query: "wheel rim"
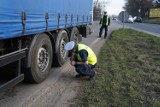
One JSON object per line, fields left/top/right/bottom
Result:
{"left": 37, "top": 46, "right": 49, "bottom": 72}
{"left": 60, "top": 38, "right": 67, "bottom": 59}
{"left": 73, "top": 34, "right": 78, "bottom": 44}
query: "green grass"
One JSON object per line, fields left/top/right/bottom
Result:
{"left": 75, "top": 29, "right": 160, "bottom": 107}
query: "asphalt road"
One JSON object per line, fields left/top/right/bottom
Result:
{"left": 116, "top": 20, "right": 160, "bottom": 36}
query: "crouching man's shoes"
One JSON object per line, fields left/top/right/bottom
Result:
{"left": 75, "top": 74, "right": 83, "bottom": 78}
{"left": 88, "top": 76, "right": 95, "bottom": 81}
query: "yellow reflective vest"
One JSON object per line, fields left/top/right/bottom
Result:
{"left": 77, "top": 44, "right": 97, "bottom": 65}
{"left": 100, "top": 15, "right": 109, "bottom": 26}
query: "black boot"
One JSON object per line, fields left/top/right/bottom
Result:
{"left": 104, "top": 35, "right": 107, "bottom": 39}
{"left": 75, "top": 74, "right": 84, "bottom": 78}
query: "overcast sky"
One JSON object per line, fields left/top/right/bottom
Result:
{"left": 97, "top": 0, "right": 126, "bottom": 15}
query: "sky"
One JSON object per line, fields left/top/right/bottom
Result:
{"left": 97, "top": 0, "right": 126, "bottom": 15}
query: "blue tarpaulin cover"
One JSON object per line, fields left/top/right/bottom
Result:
{"left": 0, "top": 0, "right": 93, "bottom": 40}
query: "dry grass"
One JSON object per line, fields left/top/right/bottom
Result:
{"left": 75, "top": 28, "right": 160, "bottom": 107}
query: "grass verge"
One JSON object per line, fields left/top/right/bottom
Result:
{"left": 75, "top": 28, "right": 160, "bottom": 107}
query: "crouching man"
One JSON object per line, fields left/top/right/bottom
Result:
{"left": 64, "top": 41, "right": 97, "bottom": 80}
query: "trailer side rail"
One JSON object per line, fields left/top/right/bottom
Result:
{"left": 0, "top": 48, "right": 27, "bottom": 92}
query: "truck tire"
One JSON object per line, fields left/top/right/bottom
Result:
{"left": 53, "top": 30, "right": 69, "bottom": 67}
{"left": 25, "top": 33, "right": 53, "bottom": 83}
{"left": 70, "top": 27, "right": 81, "bottom": 44}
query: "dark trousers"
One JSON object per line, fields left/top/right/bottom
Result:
{"left": 99, "top": 25, "right": 108, "bottom": 38}
{"left": 75, "top": 64, "right": 96, "bottom": 77}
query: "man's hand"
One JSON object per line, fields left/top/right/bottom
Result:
{"left": 70, "top": 61, "right": 76, "bottom": 66}
{"left": 70, "top": 53, "right": 76, "bottom": 61}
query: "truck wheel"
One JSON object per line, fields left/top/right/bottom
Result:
{"left": 70, "top": 27, "right": 81, "bottom": 44}
{"left": 53, "top": 30, "right": 69, "bottom": 67}
{"left": 25, "top": 33, "right": 53, "bottom": 83}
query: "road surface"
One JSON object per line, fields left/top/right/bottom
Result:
{"left": 116, "top": 20, "right": 160, "bottom": 36}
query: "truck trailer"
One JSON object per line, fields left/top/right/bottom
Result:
{"left": 0, "top": 0, "right": 93, "bottom": 92}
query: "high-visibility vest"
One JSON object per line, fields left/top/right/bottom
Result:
{"left": 101, "top": 15, "right": 109, "bottom": 26}
{"left": 77, "top": 44, "right": 97, "bottom": 65}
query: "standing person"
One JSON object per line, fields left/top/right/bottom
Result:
{"left": 98, "top": 10, "right": 110, "bottom": 39}
{"left": 64, "top": 41, "right": 97, "bottom": 80}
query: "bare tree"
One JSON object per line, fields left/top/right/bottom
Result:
{"left": 93, "top": 0, "right": 110, "bottom": 20}
{"left": 93, "top": 0, "right": 102, "bottom": 20}
{"left": 123, "top": 0, "right": 152, "bottom": 18}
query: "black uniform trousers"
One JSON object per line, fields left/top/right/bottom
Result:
{"left": 74, "top": 64, "right": 96, "bottom": 77}
{"left": 99, "top": 25, "right": 108, "bottom": 38}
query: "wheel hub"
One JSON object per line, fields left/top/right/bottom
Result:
{"left": 37, "top": 47, "right": 49, "bottom": 72}
{"left": 74, "top": 34, "right": 78, "bottom": 44}
{"left": 60, "top": 39, "right": 67, "bottom": 59}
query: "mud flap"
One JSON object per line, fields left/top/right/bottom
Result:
{"left": 79, "top": 26, "right": 93, "bottom": 38}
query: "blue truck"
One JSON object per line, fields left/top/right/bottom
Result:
{"left": 0, "top": 0, "right": 93, "bottom": 92}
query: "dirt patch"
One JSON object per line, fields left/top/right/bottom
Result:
{"left": 0, "top": 21, "right": 121, "bottom": 107}
{"left": 28, "top": 37, "right": 106, "bottom": 107}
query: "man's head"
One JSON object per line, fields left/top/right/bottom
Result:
{"left": 64, "top": 41, "right": 76, "bottom": 52}
{"left": 104, "top": 11, "right": 107, "bottom": 15}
